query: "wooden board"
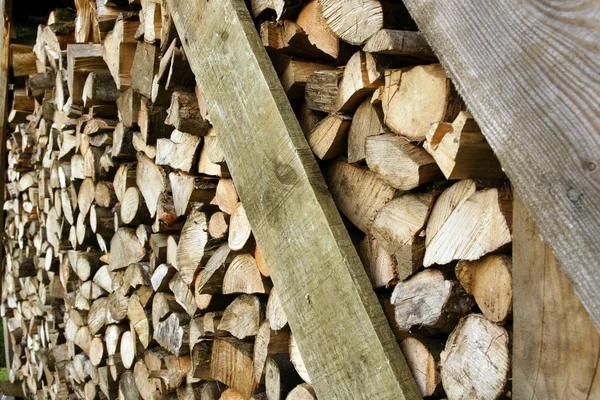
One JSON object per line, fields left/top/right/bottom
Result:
{"left": 513, "top": 193, "right": 600, "bottom": 398}
{"left": 403, "top": 0, "right": 600, "bottom": 329}
{"left": 166, "top": 0, "right": 420, "bottom": 398}
{"left": 0, "top": 0, "right": 11, "bottom": 372}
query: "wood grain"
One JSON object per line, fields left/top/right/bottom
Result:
{"left": 403, "top": 0, "right": 600, "bottom": 328}
{"left": 166, "top": 0, "right": 420, "bottom": 398}
{"left": 513, "top": 193, "right": 600, "bottom": 399}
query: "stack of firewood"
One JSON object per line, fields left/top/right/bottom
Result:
{"left": 1, "top": 0, "right": 512, "bottom": 399}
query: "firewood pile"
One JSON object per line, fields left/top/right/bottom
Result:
{"left": 2, "top": 0, "right": 512, "bottom": 399}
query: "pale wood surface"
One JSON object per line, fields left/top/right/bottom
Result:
{"left": 403, "top": 0, "right": 600, "bottom": 328}
{"left": 167, "top": 0, "right": 420, "bottom": 398}
{"left": 513, "top": 193, "right": 600, "bottom": 399}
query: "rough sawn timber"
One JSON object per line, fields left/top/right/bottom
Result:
{"left": 403, "top": 0, "right": 600, "bottom": 329}
{"left": 167, "top": 0, "right": 420, "bottom": 398}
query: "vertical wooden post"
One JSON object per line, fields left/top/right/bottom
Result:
{"left": 0, "top": 0, "right": 11, "bottom": 372}
{"left": 513, "top": 193, "right": 600, "bottom": 399}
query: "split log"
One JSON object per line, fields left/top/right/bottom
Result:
{"left": 109, "top": 227, "right": 147, "bottom": 271}
{"left": 424, "top": 111, "right": 505, "bottom": 180}
{"left": 228, "top": 203, "right": 252, "bottom": 251}
{"left": 130, "top": 42, "right": 159, "bottom": 98}
{"left": 67, "top": 44, "right": 107, "bottom": 105}
{"left": 381, "top": 65, "right": 464, "bottom": 141}
{"left": 265, "top": 355, "right": 303, "bottom": 400}
{"left": 400, "top": 338, "right": 444, "bottom": 398}
{"left": 288, "top": 335, "right": 310, "bottom": 384}
{"left": 363, "top": 30, "right": 434, "bottom": 59}
{"left": 319, "top": 0, "right": 416, "bottom": 45}
{"left": 169, "top": 172, "right": 217, "bottom": 216}
{"left": 210, "top": 179, "right": 239, "bottom": 215}
{"left": 218, "top": 295, "right": 262, "bottom": 340}
{"left": 280, "top": 60, "right": 333, "bottom": 104}
{"left": 266, "top": 289, "right": 288, "bottom": 331}
{"left": 154, "top": 312, "right": 190, "bottom": 356}
{"left": 455, "top": 255, "right": 512, "bottom": 323}
{"left": 253, "top": 321, "right": 290, "bottom": 384}
{"left": 324, "top": 159, "right": 395, "bottom": 233}
{"left": 347, "top": 98, "right": 385, "bottom": 164}
{"left": 208, "top": 211, "right": 229, "bottom": 240}
{"left": 370, "top": 193, "right": 434, "bottom": 280}
{"left": 117, "top": 88, "right": 141, "bottom": 127}
{"left": 136, "top": 152, "right": 168, "bottom": 217}
{"left": 335, "top": 51, "right": 384, "bottom": 112}
{"left": 177, "top": 207, "right": 211, "bottom": 285}
{"left": 389, "top": 269, "right": 474, "bottom": 332}
{"left": 424, "top": 182, "right": 512, "bottom": 267}
{"left": 104, "top": 16, "right": 140, "bottom": 89}
{"left": 140, "top": 0, "right": 162, "bottom": 44}
{"left": 306, "top": 114, "right": 351, "bottom": 160}
{"left": 286, "top": 384, "right": 316, "bottom": 400}
{"left": 210, "top": 339, "right": 257, "bottom": 399}
{"left": 358, "top": 236, "right": 398, "bottom": 289}
{"left": 121, "top": 187, "right": 152, "bottom": 225}
{"left": 365, "top": 134, "right": 442, "bottom": 190}
{"left": 82, "top": 71, "right": 120, "bottom": 106}
{"left": 440, "top": 314, "right": 510, "bottom": 400}
{"left": 155, "top": 130, "right": 201, "bottom": 172}
{"left": 165, "top": 91, "right": 210, "bottom": 135}
{"left": 304, "top": 70, "right": 341, "bottom": 113}
{"left": 222, "top": 254, "right": 271, "bottom": 294}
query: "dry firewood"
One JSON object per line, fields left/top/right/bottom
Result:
{"left": 336, "top": 51, "right": 384, "bottom": 112}
{"left": 71, "top": 154, "right": 86, "bottom": 180}
{"left": 120, "top": 329, "right": 139, "bottom": 370}
{"left": 98, "top": 365, "right": 119, "bottom": 399}
{"left": 109, "top": 227, "right": 147, "bottom": 271}
{"left": 88, "top": 297, "right": 109, "bottom": 335}
{"left": 363, "top": 29, "right": 434, "bottom": 59}
{"left": 324, "top": 159, "right": 395, "bottom": 233}
{"left": 117, "top": 88, "right": 141, "bottom": 127}
{"left": 136, "top": 152, "right": 168, "bottom": 217}
{"left": 67, "top": 44, "right": 107, "bottom": 105}
{"left": 94, "top": 265, "right": 114, "bottom": 293}
{"left": 130, "top": 42, "right": 159, "bottom": 98}
{"left": 94, "top": 180, "right": 117, "bottom": 209}
{"left": 306, "top": 114, "right": 351, "bottom": 160}
{"left": 11, "top": 44, "right": 38, "bottom": 77}
{"left": 286, "top": 384, "right": 316, "bottom": 400}
{"left": 113, "top": 163, "right": 136, "bottom": 203}
{"left": 151, "top": 263, "right": 176, "bottom": 292}
{"left": 75, "top": 252, "right": 101, "bottom": 281}
{"left": 109, "top": 287, "right": 129, "bottom": 323}
{"left": 424, "top": 183, "right": 512, "bottom": 267}
{"left": 370, "top": 193, "right": 434, "bottom": 280}
{"left": 266, "top": 354, "right": 303, "bottom": 400}
{"left": 195, "top": 244, "right": 235, "bottom": 295}
{"left": 152, "top": 292, "right": 185, "bottom": 331}
{"left": 204, "top": 134, "right": 225, "bottom": 165}
{"left": 288, "top": 335, "right": 311, "bottom": 384}
{"left": 118, "top": 370, "right": 140, "bottom": 400}
{"left": 253, "top": 321, "right": 290, "bottom": 384}
{"left": 455, "top": 255, "right": 512, "bottom": 323}
{"left": 228, "top": 203, "right": 253, "bottom": 251}
{"left": 82, "top": 71, "right": 120, "bottom": 106}
{"left": 390, "top": 269, "right": 474, "bottom": 332}
{"left": 138, "top": 98, "right": 174, "bottom": 144}
{"left": 222, "top": 254, "right": 271, "bottom": 295}
{"left": 90, "top": 336, "right": 106, "bottom": 366}
{"left": 304, "top": 70, "right": 341, "bottom": 114}
{"left": 121, "top": 187, "right": 152, "bottom": 225}
{"left": 365, "top": 133, "right": 442, "bottom": 190}
{"left": 169, "top": 272, "right": 198, "bottom": 316}
{"left": 254, "top": 245, "right": 270, "bottom": 278}
{"left": 296, "top": 0, "right": 346, "bottom": 61}
{"left": 208, "top": 211, "right": 229, "bottom": 240}
{"left": 169, "top": 172, "right": 217, "bottom": 216}
{"left": 210, "top": 179, "right": 239, "bottom": 215}
{"left": 358, "top": 235, "right": 398, "bottom": 289}
{"left": 400, "top": 338, "right": 444, "bottom": 398}
{"left": 104, "top": 17, "right": 140, "bottom": 90}
{"left": 250, "top": 0, "right": 303, "bottom": 21}
{"left": 155, "top": 130, "right": 201, "bottom": 172}
{"left": 424, "top": 111, "right": 505, "bottom": 180}
{"left": 176, "top": 207, "right": 212, "bottom": 284}
{"left": 211, "top": 338, "right": 257, "bottom": 399}
{"left": 347, "top": 98, "right": 385, "bottom": 163}
{"left": 266, "top": 288, "right": 288, "bottom": 331}
{"left": 90, "top": 204, "right": 114, "bottom": 237}
{"left": 123, "top": 264, "right": 151, "bottom": 293}
{"left": 165, "top": 91, "right": 210, "bottom": 135}
{"left": 198, "top": 146, "right": 230, "bottom": 177}
{"left": 280, "top": 60, "right": 334, "bottom": 105}
{"left": 381, "top": 65, "right": 464, "bottom": 141}
{"left": 440, "top": 314, "right": 510, "bottom": 400}
{"left": 154, "top": 312, "right": 190, "bottom": 356}
{"left": 319, "top": 0, "right": 415, "bottom": 45}
{"left": 218, "top": 295, "right": 262, "bottom": 340}
{"left": 190, "top": 342, "right": 214, "bottom": 381}
{"left": 113, "top": 122, "right": 136, "bottom": 160}
{"left": 140, "top": 0, "right": 162, "bottom": 44}
{"left": 134, "top": 359, "right": 159, "bottom": 400}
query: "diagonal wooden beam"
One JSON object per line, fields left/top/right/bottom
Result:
{"left": 166, "top": 0, "right": 420, "bottom": 398}
{"left": 404, "top": 0, "right": 600, "bottom": 330}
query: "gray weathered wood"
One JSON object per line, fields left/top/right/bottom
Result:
{"left": 404, "top": 0, "right": 600, "bottom": 329}
{"left": 167, "top": 0, "right": 420, "bottom": 398}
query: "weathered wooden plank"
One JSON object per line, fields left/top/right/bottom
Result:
{"left": 404, "top": 0, "right": 600, "bottom": 329}
{"left": 0, "top": 0, "right": 12, "bottom": 372}
{"left": 513, "top": 193, "right": 600, "bottom": 399}
{"left": 166, "top": 1, "right": 420, "bottom": 398}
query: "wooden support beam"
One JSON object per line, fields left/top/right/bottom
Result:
{"left": 513, "top": 193, "right": 600, "bottom": 398}
{"left": 166, "top": 0, "right": 420, "bottom": 398}
{"left": 404, "top": 0, "right": 600, "bottom": 329}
